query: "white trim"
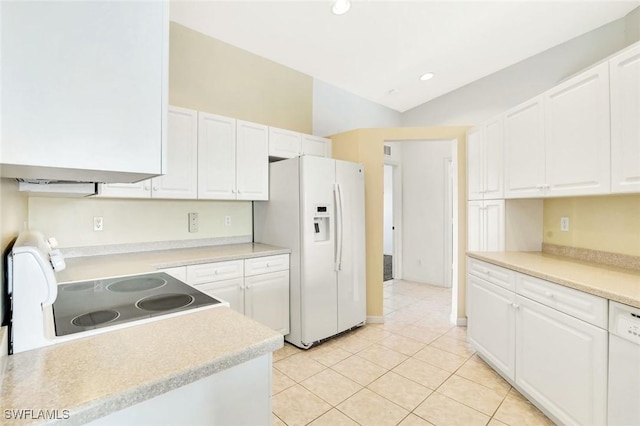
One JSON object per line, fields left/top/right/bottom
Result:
{"left": 450, "top": 140, "right": 460, "bottom": 323}
{"left": 454, "top": 317, "right": 467, "bottom": 327}
{"left": 366, "top": 316, "right": 385, "bottom": 324}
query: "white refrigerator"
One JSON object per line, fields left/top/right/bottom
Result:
{"left": 254, "top": 156, "right": 366, "bottom": 348}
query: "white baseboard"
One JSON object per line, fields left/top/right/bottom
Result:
{"left": 366, "top": 316, "right": 385, "bottom": 324}
{"left": 455, "top": 317, "right": 467, "bottom": 326}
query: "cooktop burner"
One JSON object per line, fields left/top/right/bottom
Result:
{"left": 137, "top": 293, "right": 194, "bottom": 311}
{"left": 53, "top": 272, "right": 221, "bottom": 337}
{"left": 107, "top": 276, "right": 166, "bottom": 293}
{"left": 72, "top": 310, "right": 120, "bottom": 327}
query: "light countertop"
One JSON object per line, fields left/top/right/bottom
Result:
{"left": 0, "top": 307, "right": 283, "bottom": 425}
{"left": 56, "top": 243, "right": 290, "bottom": 283}
{"left": 468, "top": 251, "right": 640, "bottom": 308}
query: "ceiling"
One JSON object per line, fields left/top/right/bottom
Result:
{"left": 170, "top": 1, "right": 639, "bottom": 113}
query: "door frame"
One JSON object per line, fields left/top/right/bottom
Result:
{"left": 383, "top": 160, "right": 403, "bottom": 280}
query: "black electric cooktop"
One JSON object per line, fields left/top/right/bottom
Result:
{"left": 52, "top": 272, "right": 221, "bottom": 337}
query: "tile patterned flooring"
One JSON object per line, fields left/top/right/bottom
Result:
{"left": 272, "top": 279, "right": 554, "bottom": 426}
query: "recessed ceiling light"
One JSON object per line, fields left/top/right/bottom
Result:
{"left": 419, "top": 72, "right": 435, "bottom": 81}
{"left": 332, "top": 0, "right": 351, "bottom": 15}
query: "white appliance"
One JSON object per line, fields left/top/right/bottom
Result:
{"left": 8, "top": 231, "right": 223, "bottom": 354}
{"left": 254, "top": 156, "right": 366, "bottom": 348}
{"left": 608, "top": 301, "right": 640, "bottom": 426}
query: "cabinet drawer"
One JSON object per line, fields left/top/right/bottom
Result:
{"left": 467, "top": 258, "right": 515, "bottom": 291}
{"left": 186, "top": 260, "right": 244, "bottom": 284}
{"left": 244, "top": 254, "right": 289, "bottom": 277}
{"left": 516, "top": 273, "right": 607, "bottom": 329}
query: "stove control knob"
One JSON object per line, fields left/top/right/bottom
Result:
{"left": 49, "top": 249, "right": 67, "bottom": 272}
{"left": 47, "top": 237, "right": 59, "bottom": 250}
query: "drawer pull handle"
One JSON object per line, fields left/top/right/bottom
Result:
{"left": 545, "top": 292, "right": 554, "bottom": 298}
{"left": 486, "top": 270, "right": 492, "bottom": 275}
{"left": 266, "top": 263, "right": 270, "bottom": 267}
{"left": 512, "top": 303, "right": 520, "bottom": 310}
{"left": 214, "top": 270, "right": 219, "bottom": 275}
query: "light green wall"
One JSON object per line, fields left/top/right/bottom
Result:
{"left": 28, "top": 197, "right": 252, "bottom": 248}
{"left": 543, "top": 194, "right": 640, "bottom": 256}
{"left": 169, "top": 22, "right": 313, "bottom": 133}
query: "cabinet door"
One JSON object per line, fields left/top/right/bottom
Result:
{"left": 152, "top": 106, "right": 198, "bottom": 199}
{"left": 467, "top": 200, "right": 483, "bottom": 251}
{"left": 1, "top": 2, "right": 167, "bottom": 178}
{"left": 515, "top": 295, "right": 607, "bottom": 426}
{"left": 504, "top": 97, "right": 546, "bottom": 198}
{"left": 610, "top": 43, "right": 640, "bottom": 194}
{"left": 467, "top": 127, "right": 484, "bottom": 200}
{"left": 544, "top": 63, "right": 611, "bottom": 197}
{"left": 483, "top": 117, "right": 504, "bottom": 199}
{"left": 269, "top": 127, "right": 301, "bottom": 159}
{"left": 301, "top": 135, "right": 332, "bottom": 158}
{"left": 467, "top": 275, "right": 516, "bottom": 380}
{"left": 236, "top": 120, "right": 269, "bottom": 201}
{"left": 244, "top": 270, "right": 289, "bottom": 334}
{"left": 198, "top": 112, "right": 236, "bottom": 200}
{"left": 194, "top": 279, "right": 245, "bottom": 315}
{"left": 484, "top": 200, "right": 505, "bottom": 252}
{"left": 99, "top": 180, "right": 152, "bottom": 198}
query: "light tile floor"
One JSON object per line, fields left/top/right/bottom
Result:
{"left": 272, "top": 279, "right": 554, "bottom": 426}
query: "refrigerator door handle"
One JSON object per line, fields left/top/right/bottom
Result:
{"left": 335, "top": 182, "right": 344, "bottom": 271}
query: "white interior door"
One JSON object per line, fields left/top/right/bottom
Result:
{"left": 336, "top": 160, "right": 366, "bottom": 332}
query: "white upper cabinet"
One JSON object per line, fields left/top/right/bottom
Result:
{"left": 504, "top": 96, "right": 546, "bottom": 198}
{"left": 544, "top": 62, "right": 611, "bottom": 197}
{"left": 301, "top": 135, "right": 332, "bottom": 158}
{"left": 100, "top": 106, "right": 198, "bottom": 199}
{"left": 153, "top": 106, "right": 198, "bottom": 199}
{"left": 467, "top": 117, "right": 503, "bottom": 200}
{"left": 198, "top": 112, "right": 237, "bottom": 200}
{"left": 467, "top": 199, "right": 505, "bottom": 252}
{"left": 268, "top": 127, "right": 332, "bottom": 160}
{"left": 483, "top": 117, "right": 504, "bottom": 200}
{"left": 269, "top": 127, "right": 302, "bottom": 159}
{"left": 610, "top": 43, "right": 640, "bottom": 193}
{"left": 236, "top": 120, "right": 269, "bottom": 201}
{"left": 467, "top": 127, "right": 484, "bottom": 200}
{"left": 0, "top": 1, "right": 168, "bottom": 183}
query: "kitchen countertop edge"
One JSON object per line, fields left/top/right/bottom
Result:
{"left": 467, "top": 251, "right": 640, "bottom": 308}
{"left": 64, "top": 335, "right": 283, "bottom": 426}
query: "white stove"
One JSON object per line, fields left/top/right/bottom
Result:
{"left": 7, "top": 231, "right": 223, "bottom": 354}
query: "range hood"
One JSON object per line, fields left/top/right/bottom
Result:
{"left": 17, "top": 179, "right": 98, "bottom": 198}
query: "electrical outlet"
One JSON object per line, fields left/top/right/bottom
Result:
{"left": 560, "top": 216, "right": 570, "bottom": 232}
{"left": 93, "top": 216, "right": 104, "bottom": 232}
{"left": 189, "top": 212, "right": 199, "bottom": 233}
{"left": 225, "top": 216, "right": 232, "bottom": 226}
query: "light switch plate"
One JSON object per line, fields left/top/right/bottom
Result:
{"left": 189, "top": 212, "right": 198, "bottom": 233}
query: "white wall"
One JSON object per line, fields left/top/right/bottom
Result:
{"left": 401, "top": 14, "right": 632, "bottom": 127}
{"left": 383, "top": 165, "right": 393, "bottom": 255}
{"left": 312, "top": 79, "right": 401, "bottom": 137}
{"left": 401, "top": 140, "right": 453, "bottom": 287}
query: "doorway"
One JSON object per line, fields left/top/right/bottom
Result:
{"left": 382, "top": 139, "right": 458, "bottom": 323}
{"left": 383, "top": 164, "right": 394, "bottom": 281}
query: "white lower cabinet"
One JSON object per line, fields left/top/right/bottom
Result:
{"left": 467, "top": 274, "right": 516, "bottom": 380}
{"left": 515, "top": 295, "right": 608, "bottom": 426}
{"left": 245, "top": 270, "right": 290, "bottom": 335}
{"left": 181, "top": 254, "right": 290, "bottom": 334}
{"left": 467, "top": 258, "right": 608, "bottom": 426}
{"left": 195, "top": 278, "right": 245, "bottom": 315}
